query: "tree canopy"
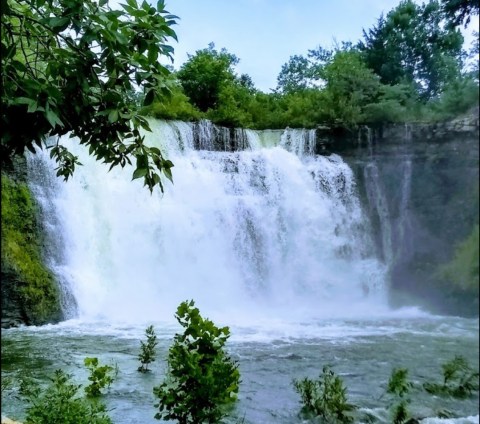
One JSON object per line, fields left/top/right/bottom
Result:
{"left": 1, "top": 0, "right": 178, "bottom": 191}
{"left": 359, "top": 0, "right": 465, "bottom": 99}
{"left": 176, "top": 43, "right": 240, "bottom": 112}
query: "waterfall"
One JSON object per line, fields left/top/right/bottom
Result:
{"left": 26, "top": 120, "right": 388, "bottom": 324}
{"left": 360, "top": 124, "right": 414, "bottom": 269}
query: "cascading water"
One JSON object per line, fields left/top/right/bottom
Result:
{"left": 5, "top": 121, "right": 478, "bottom": 424}
{"left": 26, "top": 120, "right": 388, "bottom": 325}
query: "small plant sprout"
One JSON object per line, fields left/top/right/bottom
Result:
{"left": 138, "top": 324, "right": 158, "bottom": 373}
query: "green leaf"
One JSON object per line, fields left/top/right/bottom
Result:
{"left": 4, "top": 43, "right": 16, "bottom": 60}
{"left": 156, "top": 0, "right": 165, "bottom": 12}
{"left": 45, "top": 108, "right": 64, "bottom": 128}
{"left": 143, "top": 89, "right": 155, "bottom": 106}
{"left": 132, "top": 167, "right": 148, "bottom": 180}
{"left": 163, "top": 166, "right": 173, "bottom": 183}
{"left": 27, "top": 101, "right": 39, "bottom": 113}
{"left": 108, "top": 109, "right": 119, "bottom": 123}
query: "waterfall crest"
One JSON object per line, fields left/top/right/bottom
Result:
{"left": 27, "top": 120, "right": 388, "bottom": 323}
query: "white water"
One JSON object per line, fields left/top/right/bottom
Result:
{"left": 27, "top": 120, "right": 390, "bottom": 326}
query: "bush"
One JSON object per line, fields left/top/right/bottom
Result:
{"left": 423, "top": 355, "right": 479, "bottom": 398}
{"left": 386, "top": 368, "right": 413, "bottom": 424}
{"left": 20, "top": 369, "right": 112, "bottom": 424}
{"left": 138, "top": 325, "right": 158, "bottom": 373}
{"left": 153, "top": 300, "right": 240, "bottom": 423}
{"left": 293, "top": 365, "right": 355, "bottom": 423}
{"left": 84, "top": 357, "right": 115, "bottom": 398}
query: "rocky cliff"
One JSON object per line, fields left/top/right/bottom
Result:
{"left": 336, "top": 117, "right": 479, "bottom": 315}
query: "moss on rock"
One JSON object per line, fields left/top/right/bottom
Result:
{"left": 1, "top": 173, "right": 61, "bottom": 325}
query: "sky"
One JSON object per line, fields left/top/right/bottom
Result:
{"left": 161, "top": 0, "right": 478, "bottom": 92}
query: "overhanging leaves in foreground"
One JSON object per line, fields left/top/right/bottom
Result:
{"left": 1, "top": 0, "right": 178, "bottom": 192}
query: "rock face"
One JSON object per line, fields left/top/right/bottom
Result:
{"left": 337, "top": 121, "right": 479, "bottom": 316}
{"left": 1, "top": 157, "right": 62, "bottom": 328}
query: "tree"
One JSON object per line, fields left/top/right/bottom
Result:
{"left": 276, "top": 47, "right": 333, "bottom": 94}
{"left": 441, "top": 0, "right": 480, "bottom": 27}
{"left": 276, "top": 55, "right": 315, "bottom": 93}
{"left": 322, "top": 50, "right": 381, "bottom": 127}
{"left": 1, "top": 0, "right": 178, "bottom": 192}
{"left": 153, "top": 300, "right": 240, "bottom": 424}
{"left": 176, "top": 43, "right": 240, "bottom": 112}
{"left": 359, "top": 0, "right": 464, "bottom": 99}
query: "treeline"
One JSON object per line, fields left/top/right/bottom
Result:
{"left": 144, "top": 0, "right": 479, "bottom": 130}
{"left": 2, "top": 0, "right": 478, "bottom": 191}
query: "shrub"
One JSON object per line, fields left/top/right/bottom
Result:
{"left": 423, "top": 355, "right": 479, "bottom": 398}
{"left": 138, "top": 325, "right": 159, "bottom": 373}
{"left": 153, "top": 300, "right": 240, "bottom": 424}
{"left": 84, "top": 357, "right": 115, "bottom": 398}
{"left": 293, "top": 365, "right": 355, "bottom": 423}
{"left": 386, "top": 368, "right": 413, "bottom": 424}
{"left": 20, "top": 369, "right": 112, "bottom": 424}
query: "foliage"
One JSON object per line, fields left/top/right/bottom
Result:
{"left": 424, "top": 77, "right": 480, "bottom": 121}
{"left": 84, "top": 357, "right": 114, "bottom": 397}
{"left": 1, "top": 173, "right": 61, "bottom": 324}
{"left": 138, "top": 325, "right": 159, "bottom": 373}
{"left": 276, "top": 54, "right": 318, "bottom": 94}
{"left": 322, "top": 50, "right": 381, "bottom": 128}
{"left": 439, "top": 223, "right": 479, "bottom": 291}
{"left": 362, "top": 83, "right": 420, "bottom": 123}
{"left": 292, "top": 365, "right": 355, "bottom": 423}
{"left": 359, "top": 0, "right": 464, "bottom": 99}
{"left": 142, "top": 83, "right": 202, "bottom": 122}
{"left": 442, "top": 0, "right": 480, "bottom": 27}
{"left": 20, "top": 369, "right": 112, "bottom": 424}
{"left": 423, "top": 355, "right": 479, "bottom": 398}
{"left": 177, "top": 43, "right": 241, "bottom": 113}
{"left": 1, "top": 0, "right": 178, "bottom": 192}
{"left": 276, "top": 46, "right": 333, "bottom": 94}
{"left": 386, "top": 368, "right": 414, "bottom": 424}
{"left": 206, "top": 82, "right": 255, "bottom": 128}
{"left": 153, "top": 300, "right": 240, "bottom": 424}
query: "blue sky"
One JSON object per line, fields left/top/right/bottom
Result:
{"left": 164, "top": 0, "right": 404, "bottom": 91}
{"left": 150, "top": 1, "right": 477, "bottom": 92}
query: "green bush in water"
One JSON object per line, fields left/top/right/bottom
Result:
{"left": 153, "top": 300, "right": 240, "bottom": 424}
{"left": 138, "top": 324, "right": 158, "bottom": 373}
{"left": 20, "top": 369, "right": 112, "bottom": 424}
{"left": 293, "top": 365, "right": 356, "bottom": 423}
{"left": 1, "top": 174, "right": 61, "bottom": 324}
{"left": 423, "top": 355, "right": 479, "bottom": 398}
{"left": 386, "top": 368, "right": 414, "bottom": 424}
{"left": 84, "top": 357, "right": 115, "bottom": 398}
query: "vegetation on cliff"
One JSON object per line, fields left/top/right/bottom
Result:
{"left": 441, "top": 223, "right": 479, "bottom": 293}
{"left": 1, "top": 173, "right": 61, "bottom": 324}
